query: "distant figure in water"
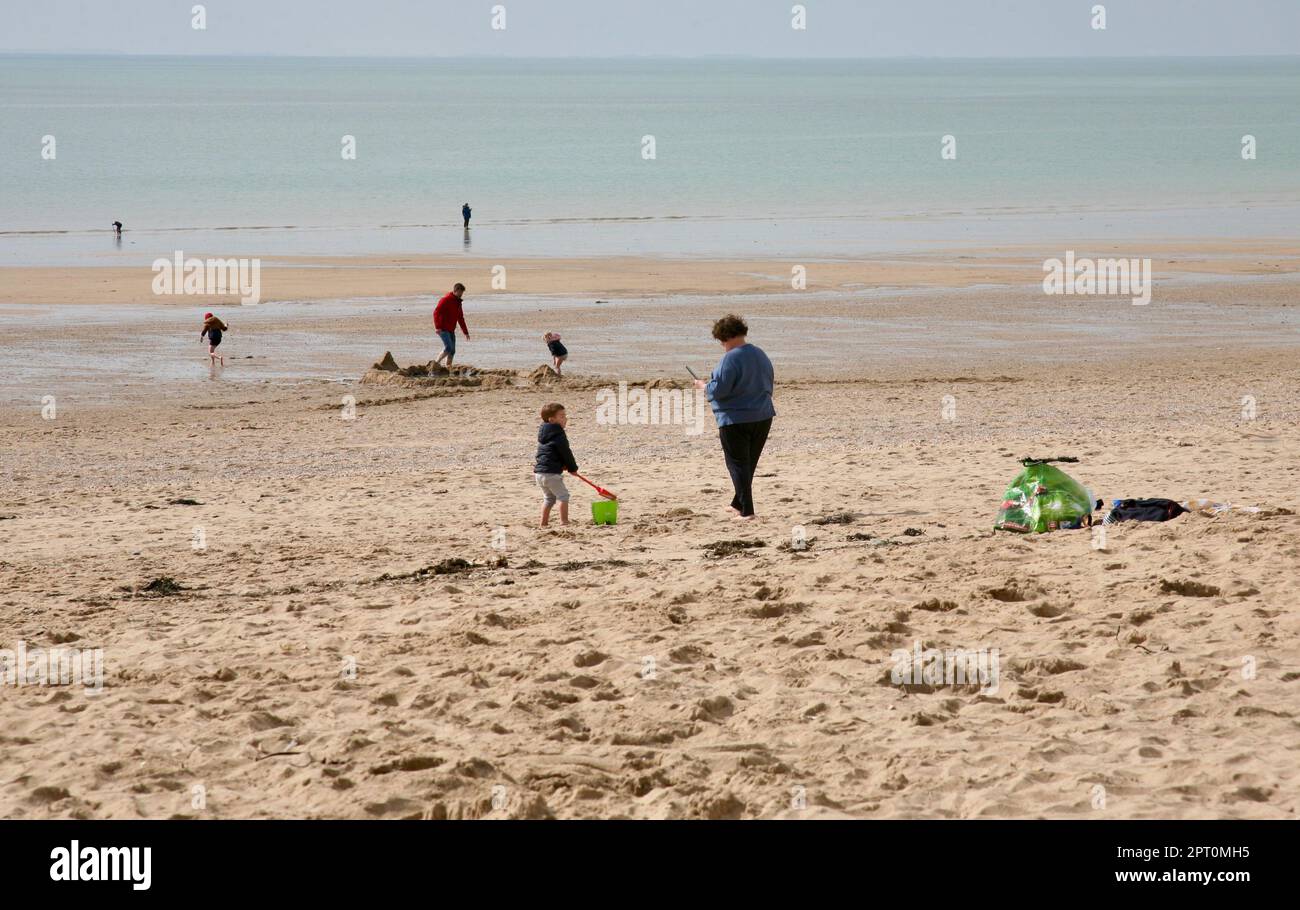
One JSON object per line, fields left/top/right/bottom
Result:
{"left": 462, "top": 203, "right": 471, "bottom": 228}
{"left": 201, "top": 311, "right": 228, "bottom": 367}
{"left": 112, "top": 221, "right": 122, "bottom": 237}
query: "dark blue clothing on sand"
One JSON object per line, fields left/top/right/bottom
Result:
{"left": 705, "top": 343, "right": 775, "bottom": 427}
{"left": 534, "top": 421, "right": 578, "bottom": 475}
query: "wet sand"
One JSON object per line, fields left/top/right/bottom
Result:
{"left": 2, "top": 258, "right": 1299, "bottom": 404}
{"left": 2, "top": 239, "right": 1300, "bottom": 308}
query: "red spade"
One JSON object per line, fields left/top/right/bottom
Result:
{"left": 571, "top": 472, "right": 617, "bottom": 501}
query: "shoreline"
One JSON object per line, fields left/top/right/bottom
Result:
{"left": 2, "top": 243, "right": 1299, "bottom": 407}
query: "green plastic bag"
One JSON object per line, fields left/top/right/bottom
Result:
{"left": 994, "top": 461, "right": 1094, "bottom": 533}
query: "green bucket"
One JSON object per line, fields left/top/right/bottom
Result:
{"left": 591, "top": 499, "right": 618, "bottom": 525}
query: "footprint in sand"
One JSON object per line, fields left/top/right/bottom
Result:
{"left": 573, "top": 650, "right": 608, "bottom": 667}
{"left": 1026, "top": 602, "right": 1068, "bottom": 618}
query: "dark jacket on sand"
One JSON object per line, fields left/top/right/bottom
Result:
{"left": 534, "top": 422, "right": 578, "bottom": 475}
{"left": 201, "top": 316, "right": 228, "bottom": 335}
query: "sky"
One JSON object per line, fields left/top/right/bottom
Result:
{"left": 4, "top": 0, "right": 1299, "bottom": 58}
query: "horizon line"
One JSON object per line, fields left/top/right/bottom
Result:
{"left": 2, "top": 51, "right": 1299, "bottom": 62}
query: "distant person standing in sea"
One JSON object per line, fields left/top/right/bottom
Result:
{"left": 462, "top": 203, "right": 472, "bottom": 228}
{"left": 694, "top": 314, "right": 775, "bottom": 521}
{"left": 433, "top": 283, "right": 470, "bottom": 368}
{"left": 112, "top": 220, "right": 122, "bottom": 237}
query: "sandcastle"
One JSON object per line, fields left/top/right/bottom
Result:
{"left": 360, "top": 353, "right": 688, "bottom": 393}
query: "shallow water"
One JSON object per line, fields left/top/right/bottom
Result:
{"left": 3, "top": 277, "right": 1296, "bottom": 407}
{"left": 6, "top": 203, "right": 1300, "bottom": 266}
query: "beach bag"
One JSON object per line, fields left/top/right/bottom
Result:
{"left": 1103, "top": 498, "right": 1187, "bottom": 524}
{"left": 994, "top": 458, "right": 1094, "bottom": 533}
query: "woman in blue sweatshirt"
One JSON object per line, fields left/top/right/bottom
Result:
{"left": 694, "top": 314, "right": 775, "bottom": 519}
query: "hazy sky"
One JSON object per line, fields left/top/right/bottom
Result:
{"left": 6, "top": 0, "right": 1299, "bottom": 57}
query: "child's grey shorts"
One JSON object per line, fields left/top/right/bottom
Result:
{"left": 535, "top": 473, "right": 570, "bottom": 505}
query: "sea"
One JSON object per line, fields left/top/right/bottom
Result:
{"left": 2, "top": 54, "right": 1299, "bottom": 264}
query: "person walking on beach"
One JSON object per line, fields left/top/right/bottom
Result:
{"left": 694, "top": 314, "right": 775, "bottom": 520}
{"left": 112, "top": 220, "right": 123, "bottom": 237}
{"left": 462, "top": 203, "right": 472, "bottom": 228}
{"left": 433, "top": 283, "right": 469, "bottom": 368}
{"left": 201, "top": 311, "right": 228, "bottom": 366}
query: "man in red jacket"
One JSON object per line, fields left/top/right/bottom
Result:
{"left": 433, "top": 282, "right": 469, "bottom": 367}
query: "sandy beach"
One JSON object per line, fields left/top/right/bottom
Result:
{"left": 2, "top": 248, "right": 1297, "bottom": 819}
{"left": 3, "top": 240, "right": 1299, "bottom": 307}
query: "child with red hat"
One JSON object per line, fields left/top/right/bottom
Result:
{"left": 201, "top": 312, "right": 228, "bottom": 366}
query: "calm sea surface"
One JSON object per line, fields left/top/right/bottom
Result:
{"left": 1, "top": 55, "right": 1298, "bottom": 262}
